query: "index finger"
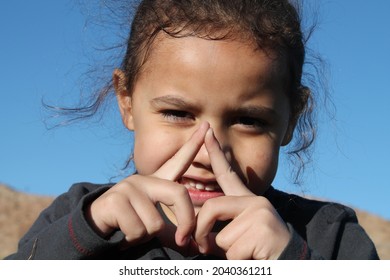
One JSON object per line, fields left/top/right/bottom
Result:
{"left": 140, "top": 176, "right": 196, "bottom": 247}
{"left": 205, "top": 128, "right": 253, "bottom": 196}
{"left": 153, "top": 121, "right": 210, "bottom": 181}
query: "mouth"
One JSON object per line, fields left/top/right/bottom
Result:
{"left": 180, "top": 177, "right": 221, "bottom": 192}
{"left": 179, "top": 177, "right": 224, "bottom": 206}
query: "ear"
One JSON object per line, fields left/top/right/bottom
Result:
{"left": 113, "top": 69, "right": 134, "bottom": 131}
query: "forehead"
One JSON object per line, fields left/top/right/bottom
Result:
{"left": 139, "top": 33, "right": 288, "bottom": 88}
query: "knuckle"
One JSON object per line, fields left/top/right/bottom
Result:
{"left": 225, "top": 248, "right": 238, "bottom": 260}
{"left": 226, "top": 246, "right": 246, "bottom": 260}
{"left": 102, "top": 192, "right": 125, "bottom": 208}
{"left": 157, "top": 181, "right": 188, "bottom": 199}
{"left": 225, "top": 250, "right": 236, "bottom": 260}
{"left": 131, "top": 226, "right": 148, "bottom": 240}
{"left": 201, "top": 197, "right": 218, "bottom": 211}
{"left": 215, "top": 233, "right": 228, "bottom": 248}
{"left": 149, "top": 218, "right": 165, "bottom": 234}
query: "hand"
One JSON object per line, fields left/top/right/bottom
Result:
{"left": 86, "top": 122, "right": 210, "bottom": 248}
{"left": 194, "top": 128, "right": 291, "bottom": 259}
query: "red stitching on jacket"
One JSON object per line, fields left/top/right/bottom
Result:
{"left": 299, "top": 241, "right": 308, "bottom": 260}
{"left": 68, "top": 216, "right": 93, "bottom": 256}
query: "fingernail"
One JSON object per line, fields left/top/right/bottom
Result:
{"left": 199, "top": 121, "right": 210, "bottom": 131}
{"left": 206, "top": 128, "right": 221, "bottom": 148}
{"left": 206, "top": 127, "right": 214, "bottom": 138}
{"left": 198, "top": 245, "right": 206, "bottom": 254}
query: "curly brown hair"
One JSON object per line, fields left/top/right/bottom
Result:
{"left": 50, "top": 0, "right": 326, "bottom": 184}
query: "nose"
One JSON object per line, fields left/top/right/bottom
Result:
{"left": 192, "top": 125, "right": 231, "bottom": 170}
{"left": 192, "top": 142, "right": 212, "bottom": 170}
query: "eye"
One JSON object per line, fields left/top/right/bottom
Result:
{"left": 233, "top": 116, "right": 268, "bottom": 131}
{"left": 161, "top": 110, "right": 194, "bottom": 122}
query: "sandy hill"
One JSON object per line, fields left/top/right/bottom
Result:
{"left": 0, "top": 184, "right": 389, "bottom": 259}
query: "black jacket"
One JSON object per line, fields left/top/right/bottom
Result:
{"left": 5, "top": 182, "right": 379, "bottom": 260}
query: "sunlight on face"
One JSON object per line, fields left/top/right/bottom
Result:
{"left": 121, "top": 35, "right": 291, "bottom": 212}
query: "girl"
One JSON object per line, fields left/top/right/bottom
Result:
{"left": 6, "top": 0, "right": 378, "bottom": 259}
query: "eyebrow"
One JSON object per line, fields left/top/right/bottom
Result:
{"left": 233, "top": 105, "right": 279, "bottom": 118}
{"left": 150, "top": 95, "right": 195, "bottom": 109}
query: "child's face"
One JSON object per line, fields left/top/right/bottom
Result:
{"left": 117, "top": 35, "right": 291, "bottom": 213}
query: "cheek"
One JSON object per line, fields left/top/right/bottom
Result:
{"left": 133, "top": 129, "right": 186, "bottom": 175}
{"left": 234, "top": 142, "right": 280, "bottom": 195}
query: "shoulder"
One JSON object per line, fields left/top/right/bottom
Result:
{"left": 43, "top": 182, "right": 115, "bottom": 216}
{"left": 265, "top": 187, "right": 357, "bottom": 229}
{"left": 66, "top": 182, "right": 114, "bottom": 198}
{"left": 266, "top": 187, "right": 378, "bottom": 259}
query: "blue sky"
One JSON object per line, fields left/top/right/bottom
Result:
{"left": 1, "top": 0, "right": 389, "bottom": 220}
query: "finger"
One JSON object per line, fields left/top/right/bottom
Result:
{"left": 128, "top": 190, "right": 166, "bottom": 236}
{"left": 143, "top": 176, "right": 196, "bottom": 246}
{"left": 93, "top": 182, "right": 167, "bottom": 244}
{"left": 154, "top": 121, "right": 210, "bottom": 181}
{"left": 198, "top": 232, "right": 226, "bottom": 258}
{"left": 111, "top": 200, "right": 148, "bottom": 244}
{"left": 88, "top": 189, "right": 147, "bottom": 239}
{"left": 167, "top": 188, "right": 195, "bottom": 246}
{"left": 195, "top": 196, "right": 245, "bottom": 253}
{"left": 224, "top": 235, "right": 254, "bottom": 260}
{"left": 214, "top": 214, "right": 251, "bottom": 255}
{"left": 204, "top": 128, "right": 253, "bottom": 196}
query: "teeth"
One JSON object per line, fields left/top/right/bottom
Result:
{"left": 205, "top": 185, "right": 216, "bottom": 191}
{"left": 181, "top": 178, "right": 220, "bottom": 192}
